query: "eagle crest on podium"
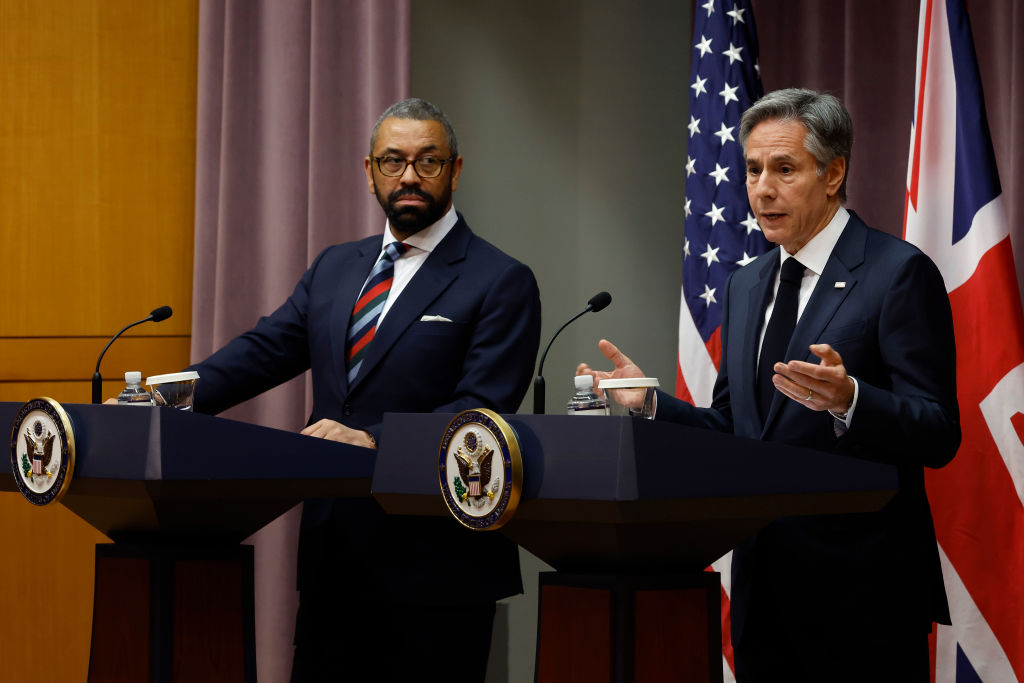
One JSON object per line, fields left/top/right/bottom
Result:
{"left": 437, "top": 409, "right": 523, "bottom": 531}
{"left": 22, "top": 419, "right": 56, "bottom": 480}
{"left": 10, "top": 397, "right": 76, "bottom": 506}
{"left": 452, "top": 430, "right": 498, "bottom": 503}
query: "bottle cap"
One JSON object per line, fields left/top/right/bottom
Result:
{"left": 574, "top": 374, "right": 594, "bottom": 391}
{"left": 124, "top": 371, "right": 142, "bottom": 383}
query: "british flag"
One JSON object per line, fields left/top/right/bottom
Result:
{"left": 904, "top": 0, "right": 1024, "bottom": 680}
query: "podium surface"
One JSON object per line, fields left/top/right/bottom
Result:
{"left": 3, "top": 401, "right": 374, "bottom": 542}
{"left": 373, "top": 412, "right": 898, "bottom": 572}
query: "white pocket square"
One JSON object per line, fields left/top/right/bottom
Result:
{"left": 420, "top": 314, "right": 453, "bottom": 322}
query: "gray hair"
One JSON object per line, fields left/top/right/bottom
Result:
{"left": 739, "top": 88, "right": 853, "bottom": 201}
{"left": 369, "top": 97, "right": 459, "bottom": 158}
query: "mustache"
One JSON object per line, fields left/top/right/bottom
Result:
{"left": 388, "top": 188, "right": 433, "bottom": 204}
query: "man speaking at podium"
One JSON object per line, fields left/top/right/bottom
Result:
{"left": 190, "top": 98, "right": 541, "bottom": 681}
{"left": 579, "top": 89, "right": 959, "bottom": 681}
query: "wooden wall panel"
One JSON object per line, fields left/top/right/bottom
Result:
{"left": 0, "top": 1, "right": 198, "bottom": 681}
{"left": 0, "top": 495, "right": 109, "bottom": 682}
{"left": 0, "top": 335, "right": 192, "bottom": 402}
{"left": 0, "top": 0, "right": 196, "bottom": 337}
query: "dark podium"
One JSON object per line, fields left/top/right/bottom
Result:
{"left": 1, "top": 402, "right": 375, "bottom": 683}
{"left": 372, "top": 413, "right": 898, "bottom": 683}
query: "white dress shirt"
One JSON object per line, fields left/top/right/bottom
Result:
{"left": 373, "top": 204, "right": 458, "bottom": 323}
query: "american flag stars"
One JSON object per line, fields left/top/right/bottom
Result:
{"left": 692, "top": 75, "right": 709, "bottom": 98}
{"left": 722, "top": 42, "right": 744, "bottom": 64}
{"left": 700, "top": 284, "right": 718, "bottom": 307}
{"left": 741, "top": 212, "right": 761, "bottom": 234}
{"left": 713, "top": 122, "right": 736, "bottom": 145}
{"left": 726, "top": 4, "right": 746, "bottom": 24}
{"left": 709, "top": 163, "right": 730, "bottom": 186}
{"left": 695, "top": 35, "right": 714, "bottom": 58}
{"left": 704, "top": 203, "right": 726, "bottom": 226}
{"left": 681, "top": 0, "right": 769, "bottom": 345}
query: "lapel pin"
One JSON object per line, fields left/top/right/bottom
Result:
{"left": 834, "top": 281, "right": 846, "bottom": 289}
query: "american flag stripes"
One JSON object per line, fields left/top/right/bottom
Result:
{"left": 904, "top": 0, "right": 1024, "bottom": 680}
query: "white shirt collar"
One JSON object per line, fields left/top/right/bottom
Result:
{"left": 382, "top": 204, "right": 458, "bottom": 254}
{"left": 781, "top": 206, "right": 850, "bottom": 276}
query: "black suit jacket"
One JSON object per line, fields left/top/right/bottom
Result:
{"left": 657, "top": 212, "right": 959, "bottom": 647}
{"left": 192, "top": 214, "right": 542, "bottom": 605}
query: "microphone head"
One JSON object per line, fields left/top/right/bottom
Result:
{"left": 150, "top": 305, "right": 173, "bottom": 322}
{"left": 587, "top": 291, "right": 612, "bottom": 313}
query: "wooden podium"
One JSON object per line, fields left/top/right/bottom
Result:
{"left": 2, "top": 402, "right": 375, "bottom": 683}
{"left": 372, "top": 413, "right": 898, "bottom": 683}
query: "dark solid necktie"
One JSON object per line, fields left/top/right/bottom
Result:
{"left": 756, "top": 257, "right": 806, "bottom": 420}
{"left": 346, "top": 241, "right": 409, "bottom": 384}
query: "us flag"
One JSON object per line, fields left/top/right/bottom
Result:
{"left": 679, "top": 2, "right": 768, "bottom": 681}
{"left": 678, "top": 0, "right": 769, "bottom": 408}
{"left": 904, "top": 0, "right": 1024, "bottom": 680}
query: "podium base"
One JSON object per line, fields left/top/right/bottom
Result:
{"left": 535, "top": 572, "right": 723, "bottom": 683}
{"left": 87, "top": 543, "right": 256, "bottom": 683}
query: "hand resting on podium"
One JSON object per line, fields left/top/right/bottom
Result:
{"left": 301, "top": 418, "right": 376, "bottom": 449}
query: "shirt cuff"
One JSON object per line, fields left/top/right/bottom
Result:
{"left": 828, "top": 376, "right": 859, "bottom": 428}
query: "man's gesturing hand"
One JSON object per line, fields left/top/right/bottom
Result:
{"left": 772, "top": 343, "right": 855, "bottom": 413}
{"left": 576, "top": 339, "right": 648, "bottom": 409}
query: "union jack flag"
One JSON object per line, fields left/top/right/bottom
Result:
{"left": 904, "top": 0, "right": 1024, "bottom": 680}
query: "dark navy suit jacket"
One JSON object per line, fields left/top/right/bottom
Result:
{"left": 657, "top": 212, "right": 959, "bottom": 651}
{"left": 192, "top": 214, "right": 542, "bottom": 605}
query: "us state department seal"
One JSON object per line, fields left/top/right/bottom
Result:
{"left": 438, "top": 409, "right": 522, "bottom": 530}
{"left": 9, "top": 398, "right": 76, "bottom": 506}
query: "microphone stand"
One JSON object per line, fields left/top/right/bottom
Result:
{"left": 533, "top": 292, "right": 611, "bottom": 414}
{"left": 92, "top": 307, "right": 173, "bottom": 404}
{"left": 533, "top": 310, "right": 592, "bottom": 414}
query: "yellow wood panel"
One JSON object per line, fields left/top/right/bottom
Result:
{"left": 0, "top": 380, "right": 152, "bottom": 404}
{"left": 0, "top": 494, "right": 109, "bottom": 683}
{"left": 0, "top": 1, "right": 198, "bottom": 681}
{"left": 0, "top": 0, "right": 198, "bottom": 337}
{"left": 0, "top": 335, "right": 192, "bottom": 380}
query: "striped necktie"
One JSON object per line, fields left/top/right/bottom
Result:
{"left": 346, "top": 241, "right": 409, "bottom": 383}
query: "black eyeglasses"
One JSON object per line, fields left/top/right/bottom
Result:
{"left": 372, "top": 155, "right": 456, "bottom": 178}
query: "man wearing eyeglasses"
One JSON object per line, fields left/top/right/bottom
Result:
{"left": 191, "top": 98, "right": 541, "bottom": 682}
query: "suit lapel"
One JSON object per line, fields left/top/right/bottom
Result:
{"left": 348, "top": 218, "right": 471, "bottom": 392}
{"left": 742, "top": 252, "right": 779, "bottom": 430}
{"left": 329, "top": 238, "right": 381, "bottom": 395}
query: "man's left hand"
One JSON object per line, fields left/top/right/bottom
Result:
{"left": 301, "top": 419, "right": 376, "bottom": 448}
{"left": 773, "top": 343, "right": 855, "bottom": 413}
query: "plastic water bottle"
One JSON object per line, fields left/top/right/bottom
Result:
{"left": 567, "top": 374, "right": 608, "bottom": 416}
{"left": 117, "top": 371, "right": 154, "bottom": 406}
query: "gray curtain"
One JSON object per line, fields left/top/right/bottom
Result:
{"left": 191, "top": 1, "right": 409, "bottom": 680}
{"left": 753, "top": 0, "right": 1024, "bottom": 299}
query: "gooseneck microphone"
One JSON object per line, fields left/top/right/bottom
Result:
{"left": 92, "top": 306, "right": 173, "bottom": 404}
{"left": 533, "top": 291, "right": 612, "bottom": 414}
